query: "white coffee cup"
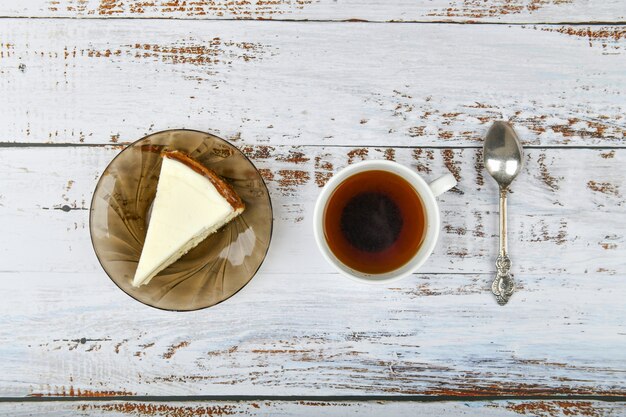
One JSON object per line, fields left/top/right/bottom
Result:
{"left": 313, "top": 160, "right": 457, "bottom": 284}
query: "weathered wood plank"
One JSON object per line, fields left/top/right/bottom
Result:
{"left": 1, "top": 146, "right": 624, "bottom": 275}
{"left": 0, "top": 20, "right": 625, "bottom": 147}
{"left": 0, "top": 145, "right": 624, "bottom": 397}
{"left": 1, "top": 400, "right": 625, "bottom": 417}
{"left": 0, "top": 269, "right": 625, "bottom": 397}
{"left": 1, "top": 0, "right": 625, "bottom": 22}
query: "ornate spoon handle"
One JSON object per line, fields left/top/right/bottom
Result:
{"left": 492, "top": 188, "right": 514, "bottom": 305}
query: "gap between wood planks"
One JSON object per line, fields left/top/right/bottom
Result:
{"left": 0, "top": 15, "right": 624, "bottom": 25}
{"left": 1, "top": 394, "right": 625, "bottom": 403}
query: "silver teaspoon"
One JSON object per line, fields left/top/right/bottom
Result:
{"left": 483, "top": 121, "right": 524, "bottom": 305}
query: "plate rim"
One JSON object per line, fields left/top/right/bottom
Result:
{"left": 89, "top": 128, "right": 274, "bottom": 312}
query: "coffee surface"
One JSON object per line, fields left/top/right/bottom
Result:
{"left": 323, "top": 170, "right": 426, "bottom": 274}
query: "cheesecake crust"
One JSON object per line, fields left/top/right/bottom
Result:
{"left": 162, "top": 150, "right": 245, "bottom": 212}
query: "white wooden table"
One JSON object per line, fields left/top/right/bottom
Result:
{"left": 1, "top": 1, "right": 626, "bottom": 415}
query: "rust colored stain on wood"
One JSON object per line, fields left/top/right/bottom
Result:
{"left": 409, "top": 126, "right": 426, "bottom": 137}
{"left": 541, "top": 26, "right": 626, "bottom": 51}
{"left": 537, "top": 153, "right": 560, "bottom": 191}
{"left": 601, "top": 150, "right": 615, "bottom": 159}
{"left": 131, "top": 40, "right": 247, "bottom": 65}
{"left": 50, "top": 0, "right": 315, "bottom": 18}
{"left": 314, "top": 155, "right": 334, "bottom": 187}
{"left": 314, "top": 156, "right": 333, "bottom": 172}
{"left": 441, "top": 149, "right": 461, "bottom": 181}
{"left": 438, "top": 130, "right": 454, "bottom": 140}
{"left": 507, "top": 400, "right": 600, "bottom": 417}
{"left": 81, "top": 39, "right": 268, "bottom": 75}
{"left": 549, "top": 221, "right": 567, "bottom": 246}
{"left": 275, "top": 149, "right": 310, "bottom": 164}
{"left": 242, "top": 145, "right": 275, "bottom": 159}
{"left": 85, "top": 48, "right": 122, "bottom": 59}
{"left": 31, "top": 387, "right": 135, "bottom": 397}
{"left": 540, "top": 118, "right": 615, "bottom": 140}
{"left": 78, "top": 403, "right": 236, "bottom": 416}
{"left": 391, "top": 99, "right": 626, "bottom": 144}
{"left": 428, "top": 0, "right": 573, "bottom": 19}
{"left": 474, "top": 149, "right": 484, "bottom": 188}
{"left": 298, "top": 401, "right": 352, "bottom": 407}
{"left": 207, "top": 345, "right": 239, "bottom": 356}
{"left": 444, "top": 225, "right": 467, "bottom": 235}
{"left": 600, "top": 242, "right": 617, "bottom": 250}
{"left": 516, "top": 114, "right": 625, "bottom": 142}
{"left": 587, "top": 180, "right": 621, "bottom": 197}
{"left": 315, "top": 171, "right": 333, "bottom": 187}
{"left": 250, "top": 348, "right": 313, "bottom": 354}
{"left": 347, "top": 148, "right": 369, "bottom": 164}
{"left": 163, "top": 341, "right": 190, "bottom": 359}
{"left": 423, "top": 384, "right": 622, "bottom": 397}
{"left": 412, "top": 148, "right": 434, "bottom": 174}
{"left": 129, "top": 2, "right": 158, "bottom": 14}
{"left": 98, "top": 0, "right": 124, "bottom": 15}
{"left": 472, "top": 210, "right": 486, "bottom": 238}
{"left": 0, "top": 42, "right": 14, "bottom": 59}
{"left": 277, "top": 169, "right": 310, "bottom": 190}
{"left": 114, "top": 339, "right": 128, "bottom": 354}
{"left": 529, "top": 219, "right": 568, "bottom": 245}
{"left": 134, "top": 342, "right": 155, "bottom": 357}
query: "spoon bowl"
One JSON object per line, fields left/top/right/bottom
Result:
{"left": 483, "top": 121, "right": 524, "bottom": 188}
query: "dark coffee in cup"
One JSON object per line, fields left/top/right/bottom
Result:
{"left": 323, "top": 170, "right": 426, "bottom": 274}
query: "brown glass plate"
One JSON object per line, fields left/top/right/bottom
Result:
{"left": 90, "top": 129, "right": 273, "bottom": 311}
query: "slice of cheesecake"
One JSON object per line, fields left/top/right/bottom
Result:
{"left": 132, "top": 150, "right": 245, "bottom": 287}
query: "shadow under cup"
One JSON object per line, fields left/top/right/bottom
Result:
{"left": 321, "top": 168, "right": 429, "bottom": 278}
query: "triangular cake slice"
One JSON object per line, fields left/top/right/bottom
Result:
{"left": 132, "top": 150, "right": 245, "bottom": 287}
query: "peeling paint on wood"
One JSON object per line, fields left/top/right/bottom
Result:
{"left": 1, "top": 21, "right": 625, "bottom": 146}
{"left": 1, "top": 399, "right": 625, "bottom": 416}
{"left": 314, "top": 154, "right": 334, "bottom": 187}
{"left": 5, "top": 142, "right": 626, "bottom": 397}
{"left": 30, "top": 387, "right": 135, "bottom": 397}
{"left": 2, "top": 146, "right": 625, "bottom": 275}
{"left": 587, "top": 180, "right": 621, "bottom": 197}
{"left": 2, "top": 0, "right": 624, "bottom": 22}
{"left": 540, "top": 26, "right": 626, "bottom": 53}
{"left": 537, "top": 153, "right": 560, "bottom": 192}
{"left": 505, "top": 400, "right": 603, "bottom": 417}
{"left": 1, "top": 0, "right": 626, "bottom": 403}
{"left": 162, "top": 341, "right": 191, "bottom": 359}
{"left": 82, "top": 403, "right": 236, "bottom": 415}
{"left": 347, "top": 148, "right": 369, "bottom": 164}
{"left": 92, "top": 0, "right": 316, "bottom": 18}
{"left": 427, "top": 0, "right": 574, "bottom": 19}
{"left": 1, "top": 268, "right": 625, "bottom": 396}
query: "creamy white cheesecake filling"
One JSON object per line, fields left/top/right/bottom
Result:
{"left": 132, "top": 156, "right": 243, "bottom": 287}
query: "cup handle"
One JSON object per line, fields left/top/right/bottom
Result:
{"left": 429, "top": 173, "right": 457, "bottom": 197}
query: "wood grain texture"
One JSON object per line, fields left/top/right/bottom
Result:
{"left": 1, "top": 146, "right": 625, "bottom": 275}
{"left": 1, "top": 20, "right": 625, "bottom": 147}
{"left": 2, "top": 0, "right": 626, "bottom": 406}
{"left": 1, "top": 0, "right": 625, "bottom": 22}
{"left": 0, "top": 146, "right": 624, "bottom": 397}
{"left": 2, "top": 400, "right": 625, "bottom": 416}
{"left": 1, "top": 270, "right": 624, "bottom": 397}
